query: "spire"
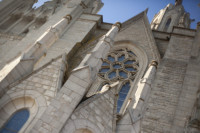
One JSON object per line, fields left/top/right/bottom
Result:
{"left": 175, "top": 0, "right": 183, "bottom": 6}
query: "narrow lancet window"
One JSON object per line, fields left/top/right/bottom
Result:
{"left": 117, "top": 82, "right": 131, "bottom": 112}
{"left": 164, "top": 18, "right": 171, "bottom": 32}
{"left": 0, "top": 109, "right": 29, "bottom": 133}
{"left": 97, "top": 48, "right": 139, "bottom": 113}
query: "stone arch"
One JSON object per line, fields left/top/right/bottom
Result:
{"left": 113, "top": 40, "right": 148, "bottom": 74}
{"left": 112, "top": 40, "right": 148, "bottom": 112}
{"left": 87, "top": 40, "right": 148, "bottom": 114}
{"left": 61, "top": 119, "right": 102, "bottom": 133}
{"left": 0, "top": 90, "right": 47, "bottom": 132}
{"left": 161, "top": 8, "right": 181, "bottom": 32}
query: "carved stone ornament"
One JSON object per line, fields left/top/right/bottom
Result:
{"left": 113, "top": 22, "right": 122, "bottom": 31}
{"left": 63, "top": 14, "right": 72, "bottom": 22}
{"left": 175, "top": 0, "right": 183, "bottom": 6}
{"left": 98, "top": 48, "right": 139, "bottom": 82}
{"left": 149, "top": 60, "right": 158, "bottom": 68}
{"left": 197, "top": 22, "right": 200, "bottom": 29}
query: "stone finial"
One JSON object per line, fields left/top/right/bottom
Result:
{"left": 63, "top": 14, "right": 72, "bottom": 21}
{"left": 149, "top": 60, "right": 158, "bottom": 68}
{"left": 112, "top": 22, "right": 122, "bottom": 30}
{"left": 175, "top": 0, "right": 183, "bottom": 6}
{"left": 197, "top": 22, "right": 200, "bottom": 29}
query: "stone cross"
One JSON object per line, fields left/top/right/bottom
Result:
{"left": 175, "top": 0, "right": 183, "bottom": 6}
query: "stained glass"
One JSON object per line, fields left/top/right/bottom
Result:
{"left": 0, "top": 109, "right": 29, "bottom": 133}
{"left": 119, "top": 71, "right": 127, "bottom": 78}
{"left": 113, "top": 64, "right": 121, "bottom": 69}
{"left": 125, "top": 67, "right": 136, "bottom": 71}
{"left": 117, "top": 82, "right": 130, "bottom": 113}
{"left": 118, "top": 55, "right": 125, "bottom": 61}
{"left": 108, "top": 56, "right": 115, "bottom": 62}
{"left": 102, "top": 62, "right": 109, "bottom": 66}
{"left": 99, "top": 68, "right": 109, "bottom": 73}
{"left": 98, "top": 49, "right": 138, "bottom": 113}
{"left": 108, "top": 71, "right": 116, "bottom": 79}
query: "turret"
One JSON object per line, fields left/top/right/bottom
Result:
{"left": 151, "top": 0, "right": 193, "bottom": 32}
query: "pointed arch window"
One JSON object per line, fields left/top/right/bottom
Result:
{"left": 98, "top": 48, "right": 139, "bottom": 113}
{"left": 0, "top": 109, "right": 29, "bottom": 133}
{"left": 117, "top": 82, "right": 131, "bottom": 112}
{"left": 164, "top": 18, "right": 171, "bottom": 32}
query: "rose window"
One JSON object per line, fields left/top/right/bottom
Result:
{"left": 98, "top": 48, "right": 139, "bottom": 81}
{"left": 98, "top": 48, "right": 139, "bottom": 113}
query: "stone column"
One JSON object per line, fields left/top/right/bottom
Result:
{"left": 35, "top": 14, "right": 72, "bottom": 46}
{"left": 0, "top": 16, "right": 11, "bottom": 26}
{"left": 191, "top": 22, "right": 200, "bottom": 58}
{"left": 130, "top": 60, "right": 158, "bottom": 129}
{"left": 19, "top": 19, "right": 36, "bottom": 34}
{"left": 23, "top": 14, "right": 72, "bottom": 61}
{"left": 5, "top": 17, "right": 24, "bottom": 33}
{"left": 79, "top": 22, "right": 121, "bottom": 77}
{"left": 30, "top": 22, "right": 121, "bottom": 133}
{"left": 128, "top": 61, "right": 158, "bottom": 133}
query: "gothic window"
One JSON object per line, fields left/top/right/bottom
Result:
{"left": 98, "top": 48, "right": 139, "bottom": 113}
{"left": 0, "top": 109, "right": 29, "bottom": 133}
{"left": 164, "top": 18, "right": 171, "bottom": 32}
{"left": 117, "top": 81, "right": 131, "bottom": 112}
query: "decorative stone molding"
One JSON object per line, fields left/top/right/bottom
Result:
{"left": 175, "top": 0, "right": 183, "bottom": 6}
{"left": 149, "top": 60, "right": 158, "bottom": 68}
{"left": 98, "top": 48, "right": 139, "bottom": 82}
{"left": 113, "top": 22, "right": 122, "bottom": 31}
{"left": 100, "top": 35, "right": 114, "bottom": 47}
{"left": 191, "top": 21, "right": 200, "bottom": 58}
{"left": 197, "top": 22, "right": 200, "bottom": 29}
{"left": 63, "top": 14, "right": 72, "bottom": 22}
{"left": 49, "top": 26, "right": 59, "bottom": 39}
{"left": 132, "top": 60, "right": 157, "bottom": 117}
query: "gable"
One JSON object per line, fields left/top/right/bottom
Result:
{"left": 114, "top": 10, "right": 160, "bottom": 64}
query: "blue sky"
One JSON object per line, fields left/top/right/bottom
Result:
{"left": 33, "top": 0, "right": 200, "bottom": 29}
{"left": 99, "top": 0, "right": 200, "bottom": 29}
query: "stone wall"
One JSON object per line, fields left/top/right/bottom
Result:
{"left": 0, "top": 56, "right": 65, "bottom": 132}
{"left": 141, "top": 27, "right": 199, "bottom": 133}
{"left": 61, "top": 87, "right": 117, "bottom": 133}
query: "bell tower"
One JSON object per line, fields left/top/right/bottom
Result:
{"left": 151, "top": 0, "right": 193, "bottom": 32}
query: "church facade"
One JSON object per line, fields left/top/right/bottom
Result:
{"left": 0, "top": 0, "right": 199, "bottom": 132}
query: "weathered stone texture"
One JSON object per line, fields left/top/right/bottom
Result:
{"left": 0, "top": 0, "right": 199, "bottom": 133}
{"left": 141, "top": 57, "right": 200, "bottom": 132}
{"left": 61, "top": 88, "right": 117, "bottom": 133}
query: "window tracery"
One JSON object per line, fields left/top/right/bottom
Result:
{"left": 98, "top": 48, "right": 139, "bottom": 113}
{"left": 99, "top": 48, "right": 138, "bottom": 81}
